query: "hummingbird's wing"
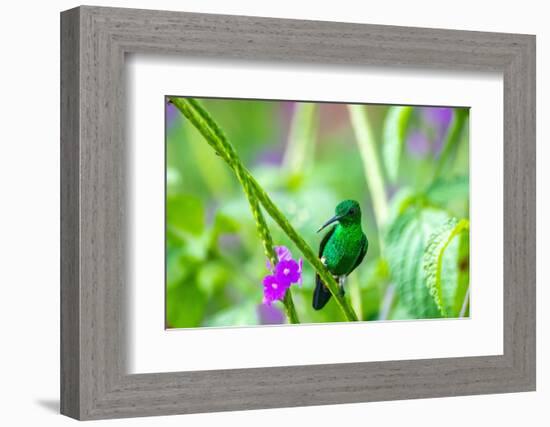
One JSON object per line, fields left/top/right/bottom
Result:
{"left": 348, "top": 234, "right": 368, "bottom": 275}
{"left": 318, "top": 224, "right": 336, "bottom": 257}
{"left": 313, "top": 225, "right": 337, "bottom": 310}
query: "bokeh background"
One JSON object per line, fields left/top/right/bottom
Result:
{"left": 166, "top": 97, "right": 470, "bottom": 328}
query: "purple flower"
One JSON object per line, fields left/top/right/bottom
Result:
{"left": 276, "top": 246, "right": 292, "bottom": 260}
{"left": 423, "top": 107, "right": 453, "bottom": 128}
{"left": 407, "top": 130, "right": 430, "bottom": 157}
{"left": 262, "top": 245, "right": 303, "bottom": 304}
{"left": 275, "top": 259, "right": 301, "bottom": 283}
{"left": 422, "top": 107, "right": 454, "bottom": 155}
{"left": 405, "top": 107, "right": 457, "bottom": 158}
{"left": 266, "top": 245, "right": 293, "bottom": 270}
{"left": 262, "top": 275, "right": 290, "bottom": 305}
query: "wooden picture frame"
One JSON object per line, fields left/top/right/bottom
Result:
{"left": 60, "top": 5, "right": 536, "bottom": 420}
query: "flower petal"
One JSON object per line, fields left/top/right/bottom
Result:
{"left": 275, "top": 245, "right": 292, "bottom": 262}
{"left": 262, "top": 274, "right": 289, "bottom": 303}
{"left": 262, "top": 246, "right": 303, "bottom": 304}
{"left": 275, "top": 259, "right": 301, "bottom": 284}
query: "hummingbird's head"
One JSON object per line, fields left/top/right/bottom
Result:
{"left": 317, "top": 200, "right": 361, "bottom": 232}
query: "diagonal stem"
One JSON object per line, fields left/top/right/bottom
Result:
{"left": 348, "top": 105, "right": 389, "bottom": 232}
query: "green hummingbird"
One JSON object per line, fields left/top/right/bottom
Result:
{"left": 313, "top": 200, "right": 368, "bottom": 310}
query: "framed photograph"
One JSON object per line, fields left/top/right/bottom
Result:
{"left": 61, "top": 6, "right": 536, "bottom": 420}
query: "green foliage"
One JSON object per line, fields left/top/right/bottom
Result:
{"left": 166, "top": 98, "right": 470, "bottom": 327}
{"left": 169, "top": 97, "right": 301, "bottom": 324}
{"left": 427, "top": 175, "right": 469, "bottom": 206}
{"left": 283, "top": 102, "right": 318, "bottom": 186}
{"left": 381, "top": 155, "right": 470, "bottom": 319}
{"left": 385, "top": 205, "right": 449, "bottom": 318}
{"left": 166, "top": 193, "right": 205, "bottom": 236}
{"left": 433, "top": 108, "right": 469, "bottom": 180}
{"left": 382, "top": 106, "right": 414, "bottom": 182}
{"left": 170, "top": 97, "right": 360, "bottom": 323}
{"left": 457, "top": 230, "right": 470, "bottom": 317}
{"left": 167, "top": 275, "right": 208, "bottom": 328}
{"left": 383, "top": 176, "right": 470, "bottom": 319}
{"left": 165, "top": 196, "right": 242, "bottom": 328}
{"left": 348, "top": 105, "right": 389, "bottom": 228}
{"left": 423, "top": 218, "right": 470, "bottom": 317}
{"left": 204, "top": 301, "right": 259, "bottom": 327}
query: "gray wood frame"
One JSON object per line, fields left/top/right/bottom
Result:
{"left": 60, "top": 5, "right": 536, "bottom": 420}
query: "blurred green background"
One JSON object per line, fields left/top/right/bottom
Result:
{"left": 166, "top": 97, "right": 470, "bottom": 328}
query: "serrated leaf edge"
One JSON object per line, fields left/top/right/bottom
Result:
{"left": 423, "top": 218, "right": 470, "bottom": 316}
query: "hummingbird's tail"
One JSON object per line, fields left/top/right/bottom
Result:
{"left": 312, "top": 274, "right": 332, "bottom": 310}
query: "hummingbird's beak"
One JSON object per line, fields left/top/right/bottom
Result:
{"left": 317, "top": 214, "right": 342, "bottom": 233}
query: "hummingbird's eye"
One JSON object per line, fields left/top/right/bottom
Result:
{"left": 349, "top": 208, "right": 356, "bottom": 215}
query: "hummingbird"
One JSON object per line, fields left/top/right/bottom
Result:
{"left": 312, "top": 200, "right": 368, "bottom": 310}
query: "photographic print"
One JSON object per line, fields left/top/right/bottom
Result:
{"left": 165, "top": 97, "right": 470, "bottom": 329}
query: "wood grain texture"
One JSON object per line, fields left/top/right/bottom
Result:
{"left": 60, "top": 7, "right": 81, "bottom": 419}
{"left": 60, "top": 5, "right": 536, "bottom": 420}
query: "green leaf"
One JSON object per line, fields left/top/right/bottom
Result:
{"left": 385, "top": 207, "right": 450, "bottom": 318}
{"left": 388, "top": 302, "right": 414, "bottom": 320}
{"left": 423, "top": 218, "right": 470, "bottom": 317}
{"left": 382, "top": 106, "right": 414, "bottom": 182}
{"left": 207, "top": 211, "right": 241, "bottom": 250}
{"left": 197, "top": 262, "right": 231, "bottom": 297}
{"left": 457, "top": 231, "right": 470, "bottom": 317}
{"left": 426, "top": 175, "right": 469, "bottom": 207}
{"left": 204, "top": 301, "right": 259, "bottom": 327}
{"left": 384, "top": 187, "right": 417, "bottom": 231}
{"left": 166, "top": 247, "right": 191, "bottom": 290}
{"left": 213, "top": 211, "right": 240, "bottom": 234}
{"left": 166, "top": 194, "right": 205, "bottom": 236}
{"left": 166, "top": 280, "right": 207, "bottom": 328}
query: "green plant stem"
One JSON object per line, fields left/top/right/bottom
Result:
{"left": 348, "top": 105, "right": 389, "bottom": 234}
{"left": 282, "top": 292, "right": 299, "bottom": 324}
{"left": 349, "top": 275, "right": 363, "bottom": 320}
{"left": 169, "top": 97, "right": 358, "bottom": 322}
{"left": 282, "top": 103, "right": 317, "bottom": 177}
